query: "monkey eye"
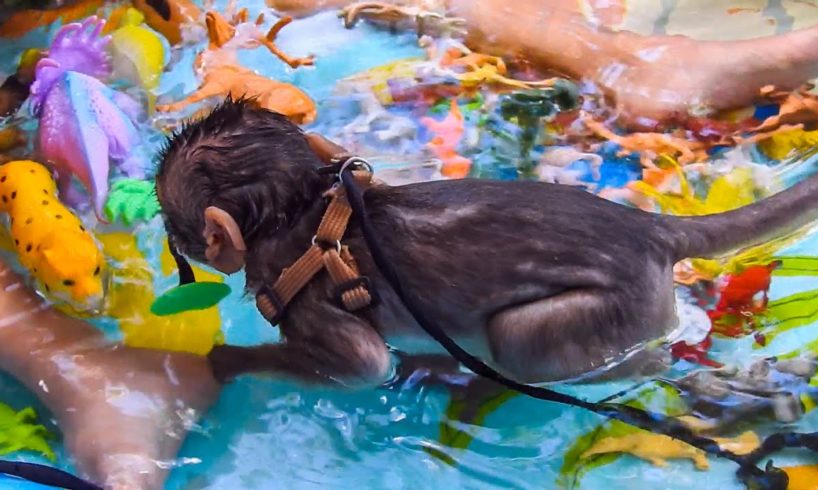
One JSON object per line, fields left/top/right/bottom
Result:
{"left": 63, "top": 279, "right": 75, "bottom": 286}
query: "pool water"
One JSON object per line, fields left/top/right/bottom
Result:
{"left": 3, "top": 1, "right": 818, "bottom": 489}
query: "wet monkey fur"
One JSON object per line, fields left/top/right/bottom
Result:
{"left": 156, "top": 98, "right": 818, "bottom": 387}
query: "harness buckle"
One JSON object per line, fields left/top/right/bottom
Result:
{"left": 333, "top": 276, "right": 379, "bottom": 310}
{"left": 257, "top": 285, "right": 287, "bottom": 325}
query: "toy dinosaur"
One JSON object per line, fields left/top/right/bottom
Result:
{"left": 0, "top": 160, "right": 105, "bottom": 310}
{"left": 156, "top": 10, "right": 316, "bottom": 124}
{"left": 30, "top": 16, "right": 146, "bottom": 220}
{"left": 339, "top": 1, "right": 466, "bottom": 38}
{"left": 583, "top": 116, "right": 709, "bottom": 167}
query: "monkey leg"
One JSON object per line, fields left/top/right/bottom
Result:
{"left": 487, "top": 287, "right": 676, "bottom": 384}
{"left": 208, "top": 318, "right": 392, "bottom": 389}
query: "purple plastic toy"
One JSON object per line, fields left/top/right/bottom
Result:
{"left": 30, "top": 16, "right": 145, "bottom": 221}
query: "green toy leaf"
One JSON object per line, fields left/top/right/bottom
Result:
{"left": 104, "top": 178, "right": 161, "bottom": 226}
{"left": 772, "top": 256, "right": 818, "bottom": 276}
{"left": 0, "top": 403, "right": 55, "bottom": 462}
{"left": 756, "top": 288, "right": 818, "bottom": 347}
{"left": 150, "top": 282, "right": 231, "bottom": 316}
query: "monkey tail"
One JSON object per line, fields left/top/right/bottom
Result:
{"left": 663, "top": 171, "right": 818, "bottom": 261}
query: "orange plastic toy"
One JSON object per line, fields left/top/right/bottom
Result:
{"left": 156, "top": 10, "right": 316, "bottom": 124}
{"left": 420, "top": 99, "right": 472, "bottom": 178}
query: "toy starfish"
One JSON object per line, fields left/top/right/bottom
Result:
{"left": 583, "top": 116, "right": 709, "bottom": 167}
{"left": 339, "top": 1, "right": 466, "bottom": 37}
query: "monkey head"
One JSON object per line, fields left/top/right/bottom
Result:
{"left": 155, "top": 97, "right": 329, "bottom": 273}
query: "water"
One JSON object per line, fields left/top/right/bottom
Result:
{"left": 2, "top": 1, "right": 818, "bottom": 489}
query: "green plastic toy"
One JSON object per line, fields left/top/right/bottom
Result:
{"left": 150, "top": 237, "right": 232, "bottom": 316}
{"left": 104, "top": 178, "right": 161, "bottom": 226}
{"left": 150, "top": 282, "right": 231, "bottom": 316}
{"left": 103, "top": 178, "right": 232, "bottom": 316}
{"left": 0, "top": 402, "right": 55, "bottom": 461}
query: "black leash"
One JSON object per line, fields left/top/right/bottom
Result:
{"left": 0, "top": 460, "right": 102, "bottom": 490}
{"left": 336, "top": 161, "right": 818, "bottom": 490}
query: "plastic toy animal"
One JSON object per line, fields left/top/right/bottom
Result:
{"left": 439, "top": 46, "right": 559, "bottom": 91}
{"left": 421, "top": 99, "right": 472, "bottom": 178}
{"left": 156, "top": 10, "right": 316, "bottom": 124}
{"left": 0, "top": 160, "right": 105, "bottom": 310}
{"left": 751, "top": 84, "right": 818, "bottom": 134}
{"left": 109, "top": 8, "right": 166, "bottom": 111}
{"left": 131, "top": 0, "right": 202, "bottom": 45}
{"left": 99, "top": 231, "right": 223, "bottom": 355}
{"left": 30, "top": 16, "right": 146, "bottom": 220}
{"left": 342, "top": 89, "right": 418, "bottom": 147}
{"left": 339, "top": 1, "right": 467, "bottom": 37}
{"left": 0, "top": 401, "right": 54, "bottom": 462}
{"left": 536, "top": 146, "right": 602, "bottom": 189}
{"left": 580, "top": 431, "right": 710, "bottom": 470}
{"left": 583, "top": 116, "right": 709, "bottom": 167}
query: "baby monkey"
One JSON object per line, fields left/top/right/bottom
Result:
{"left": 156, "top": 98, "right": 818, "bottom": 388}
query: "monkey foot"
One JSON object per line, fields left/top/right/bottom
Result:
{"left": 39, "top": 345, "right": 219, "bottom": 489}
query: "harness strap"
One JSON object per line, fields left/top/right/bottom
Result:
{"left": 256, "top": 172, "right": 376, "bottom": 325}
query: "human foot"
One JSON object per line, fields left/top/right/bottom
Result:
{"left": 448, "top": 0, "right": 818, "bottom": 129}
{"left": 43, "top": 343, "right": 220, "bottom": 490}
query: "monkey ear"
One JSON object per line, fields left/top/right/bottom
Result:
{"left": 203, "top": 207, "right": 247, "bottom": 274}
{"left": 305, "top": 133, "right": 352, "bottom": 164}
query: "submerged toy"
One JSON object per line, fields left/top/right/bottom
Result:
{"left": 30, "top": 16, "right": 146, "bottom": 220}
{"left": 580, "top": 431, "right": 710, "bottom": 470}
{"left": 100, "top": 232, "right": 224, "bottom": 355}
{"left": 104, "top": 178, "right": 161, "bottom": 226}
{"left": 157, "top": 10, "right": 316, "bottom": 123}
{"left": 751, "top": 84, "right": 818, "bottom": 134}
{"left": 102, "top": 178, "right": 232, "bottom": 315}
{"left": 0, "top": 401, "right": 54, "bottom": 461}
{"left": 583, "top": 116, "right": 709, "bottom": 167}
{"left": 421, "top": 99, "right": 471, "bottom": 178}
{"left": 339, "top": 1, "right": 467, "bottom": 37}
{"left": 0, "top": 161, "right": 105, "bottom": 309}
{"left": 677, "top": 357, "right": 818, "bottom": 430}
{"left": 109, "top": 8, "right": 166, "bottom": 111}
{"left": 536, "top": 146, "right": 602, "bottom": 189}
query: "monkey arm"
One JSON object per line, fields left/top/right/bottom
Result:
{"left": 208, "top": 311, "right": 392, "bottom": 388}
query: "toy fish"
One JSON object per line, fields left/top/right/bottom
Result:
{"left": 109, "top": 8, "right": 166, "bottom": 111}
{"left": 100, "top": 231, "right": 223, "bottom": 355}
{"left": 421, "top": 99, "right": 472, "bottom": 178}
{"left": 30, "top": 17, "right": 145, "bottom": 220}
{"left": 0, "top": 160, "right": 104, "bottom": 310}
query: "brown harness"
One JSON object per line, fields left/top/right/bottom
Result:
{"left": 254, "top": 155, "right": 377, "bottom": 325}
